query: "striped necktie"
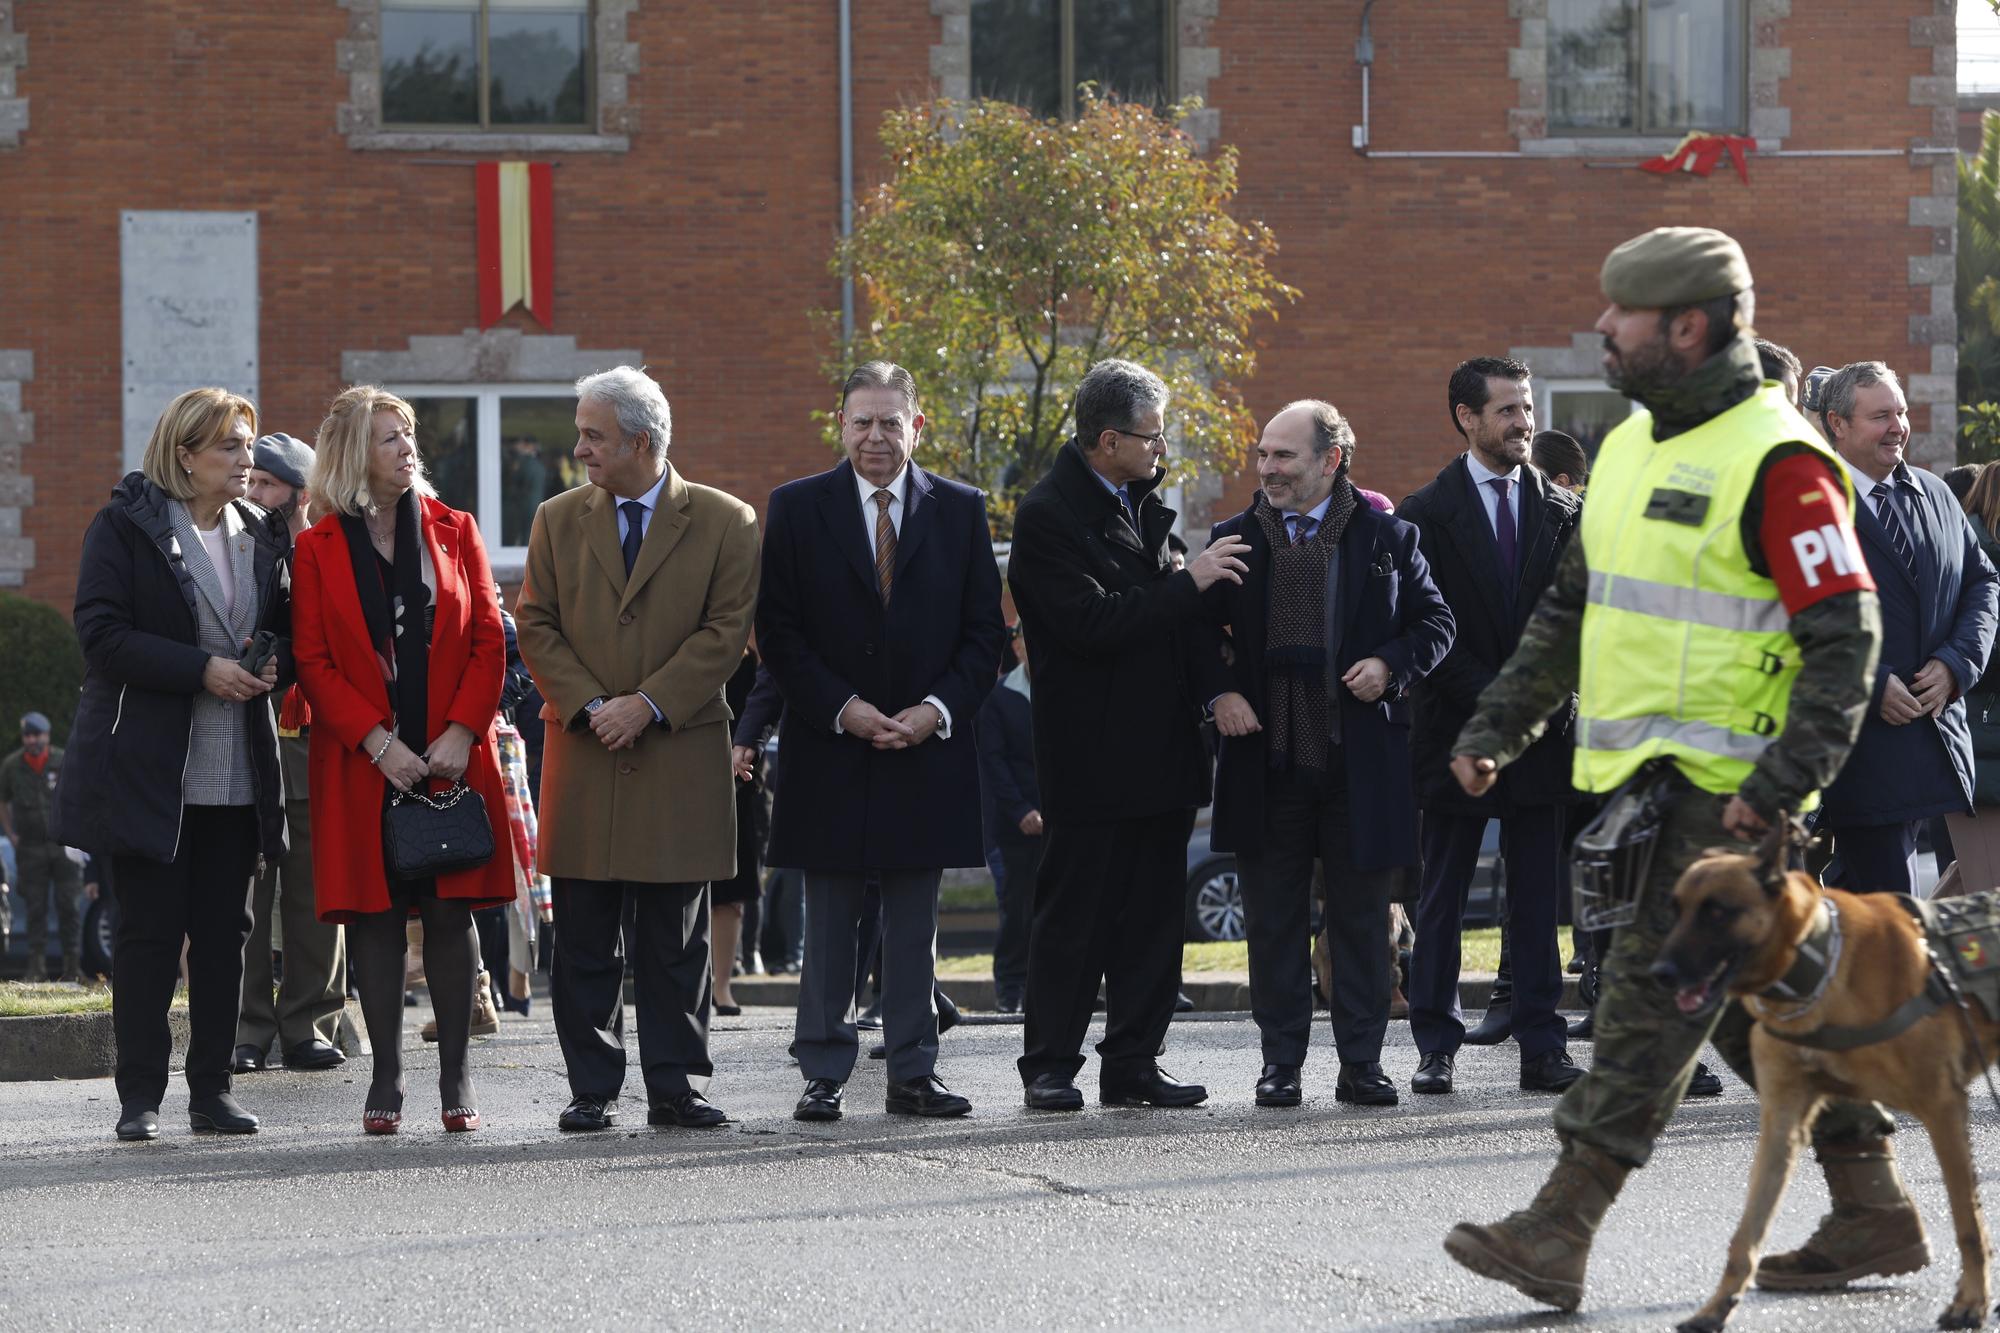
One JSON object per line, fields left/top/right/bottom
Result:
{"left": 1874, "top": 483, "right": 1915, "bottom": 575}
{"left": 872, "top": 488, "right": 895, "bottom": 604}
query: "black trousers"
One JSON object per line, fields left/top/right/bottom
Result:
{"left": 988, "top": 831, "right": 1041, "bottom": 1002}
{"left": 1018, "top": 807, "right": 1194, "bottom": 1086}
{"left": 111, "top": 804, "right": 259, "bottom": 1111}
{"left": 1408, "top": 807, "right": 1567, "bottom": 1060}
{"left": 1237, "top": 766, "right": 1394, "bottom": 1066}
{"left": 549, "top": 878, "right": 712, "bottom": 1103}
{"left": 1824, "top": 819, "right": 1921, "bottom": 895}
{"left": 797, "top": 869, "right": 943, "bottom": 1085}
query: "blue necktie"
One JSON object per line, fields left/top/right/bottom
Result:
{"left": 1117, "top": 487, "right": 1139, "bottom": 532}
{"left": 1489, "top": 478, "right": 1518, "bottom": 573}
{"left": 1288, "top": 513, "right": 1318, "bottom": 546}
{"left": 620, "top": 500, "right": 645, "bottom": 576}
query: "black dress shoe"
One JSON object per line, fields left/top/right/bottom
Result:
{"left": 795, "top": 1078, "right": 844, "bottom": 1121}
{"left": 1023, "top": 1073, "right": 1085, "bottom": 1111}
{"left": 558, "top": 1096, "right": 618, "bottom": 1132}
{"left": 1254, "top": 1063, "right": 1302, "bottom": 1108}
{"left": 115, "top": 1108, "right": 160, "bottom": 1141}
{"left": 188, "top": 1092, "right": 259, "bottom": 1134}
{"left": 713, "top": 1003, "right": 742, "bottom": 1017}
{"left": 1174, "top": 991, "right": 1196, "bottom": 1013}
{"left": 868, "top": 1043, "right": 888, "bottom": 1060}
{"left": 231, "top": 1044, "right": 266, "bottom": 1074}
{"left": 887, "top": 1073, "right": 972, "bottom": 1117}
{"left": 1100, "top": 1063, "right": 1208, "bottom": 1107}
{"left": 1462, "top": 1002, "right": 1512, "bottom": 1046}
{"left": 937, "top": 992, "right": 962, "bottom": 1034}
{"left": 1520, "top": 1048, "right": 1585, "bottom": 1093}
{"left": 1411, "top": 1051, "right": 1455, "bottom": 1095}
{"left": 855, "top": 1002, "right": 884, "bottom": 1031}
{"left": 1684, "top": 1062, "right": 1724, "bottom": 1097}
{"left": 281, "top": 1038, "right": 346, "bottom": 1071}
{"left": 1568, "top": 1010, "right": 1595, "bottom": 1041}
{"left": 649, "top": 1090, "right": 727, "bottom": 1128}
{"left": 995, "top": 992, "right": 1023, "bottom": 1015}
{"left": 1334, "top": 1061, "right": 1399, "bottom": 1106}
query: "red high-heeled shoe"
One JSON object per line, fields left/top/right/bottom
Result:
{"left": 363, "top": 1109, "right": 401, "bottom": 1135}
{"left": 442, "top": 1106, "right": 481, "bottom": 1132}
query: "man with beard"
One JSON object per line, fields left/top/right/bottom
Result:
{"left": 1441, "top": 228, "right": 1919, "bottom": 1314}
{"left": 1202, "top": 400, "right": 1453, "bottom": 1108}
{"left": 1399, "top": 359, "right": 1583, "bottom": 1097}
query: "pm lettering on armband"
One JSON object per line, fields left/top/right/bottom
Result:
{"left": 1790, "top": 523, "right": 1863, "bottom": 588}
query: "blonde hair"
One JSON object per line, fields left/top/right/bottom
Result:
{"left": 141, "top": 388, "right": 258, "bottom": 501}
{"left": 311, "top": 385, "right": 434, "bottom": 517}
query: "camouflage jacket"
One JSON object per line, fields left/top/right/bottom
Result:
{"left": 1454, "top": 337, "right": 1882, "bottom": 820}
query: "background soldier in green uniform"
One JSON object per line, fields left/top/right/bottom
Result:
{"left": 0, "top": 711, "right": 83, "bottom": 980}
{"left": 1442, "top": 228, "right": 1923, "bottom": 1313}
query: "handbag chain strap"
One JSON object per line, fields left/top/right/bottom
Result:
{"left": 389, "top": 780, "right": 471, "bottom": 811}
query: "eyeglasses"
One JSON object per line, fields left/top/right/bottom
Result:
{"left": 1111, "top": 428, "right": 1167, "bottom": 449}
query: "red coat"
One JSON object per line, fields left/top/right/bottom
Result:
{"left": 291, "top": 497, "right": 514, "bottom": 922}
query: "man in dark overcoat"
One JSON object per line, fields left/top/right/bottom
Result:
{"left": 1204, "top": 399, "right": 1454, "bottom": 1109}
{"left": 757, "top": 361, "right": 1005, "bottom": 1122}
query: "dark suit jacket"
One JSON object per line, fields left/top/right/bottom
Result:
{"left": 1398, "top": 456, "right": 1581, "bottom": 815}
{"left": 1823, "top": 464, "right": 1998, "bottom": 826}
{"left": 1007, "top": 443, "right": 1215, "bottom": 823}
{"left": 756, "top": 460, "right": 1006, "bottom": 870}
{"left": 1203, "top": 496, "right": 1454, "bottom": 870}
{"left": 975, "top": 679, "right": 1038, "bottom": 843}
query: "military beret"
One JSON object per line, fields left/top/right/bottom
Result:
{"left": 1600, "top": 226, "right": 1753, "bottom": 309}
{"left": 253, "top": 432, "right": 314, "bottom": 490}
{"left": 20, "top": 711, "right": 49, "bottom": 734}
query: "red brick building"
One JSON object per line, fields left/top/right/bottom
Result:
{"left": 0, "top": 0, "right": 1958, "bottom": 608}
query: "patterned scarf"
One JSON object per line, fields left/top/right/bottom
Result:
{"left": 1255, "top": 477, "right": 1358, "bottom": 776}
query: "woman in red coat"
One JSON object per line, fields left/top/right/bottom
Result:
{"left": 292, "top": 386, "right": 513, "bottom": 1135}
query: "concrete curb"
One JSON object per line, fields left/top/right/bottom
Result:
{"left": 0, "top": 1008, "right": 189, "bottom": 1082}
{"left": 696, "top": 972, "right": 1585, "bottom": 1014}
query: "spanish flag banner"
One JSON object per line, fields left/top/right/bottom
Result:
{"left": 476, "top": 161, "right": 554, "bottom": 329}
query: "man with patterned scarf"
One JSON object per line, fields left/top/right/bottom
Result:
{"left": 1201, "top": 400, "right": 1454, "bottom": 1110}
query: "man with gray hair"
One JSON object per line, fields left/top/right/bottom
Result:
{"left": 1818, "top": 360, "right": 1997, "bottom": 894}
{"left": 515, "top": 365, "right": 760, "bottom": 1132}
{"left": 1008, "top": 358, "right": 1252, "bottom": 1110}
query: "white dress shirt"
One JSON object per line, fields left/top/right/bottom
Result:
{"left": 836, "top": 462, "right": 955, "bottom": 738}
{"left": 1463, "top": 451, "right": 1523, "bottom": 540}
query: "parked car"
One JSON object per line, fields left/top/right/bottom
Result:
{"left": 1183, "top": 812, "right": 1506, "bottom": 943}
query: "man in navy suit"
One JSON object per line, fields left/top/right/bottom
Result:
{"left": 1398, "top": 358, "right": 1584, "bottom": 1097}
{"left": 1204, "top": 400, "right": 1454, "bottom": 1108}
{"left": 756, "top": 361, "right": 1006, "bottom": 1122}
{"left": 1818, "top": 361, "right": 1998, "bottom": 893}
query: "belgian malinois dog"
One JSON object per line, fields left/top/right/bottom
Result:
{"left": 1653, "top": 827, "right": 2000, "bottom": 1332}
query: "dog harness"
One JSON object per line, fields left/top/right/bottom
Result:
{"left": 1759, "top": 893, "right": 2000, "bottom": 1052}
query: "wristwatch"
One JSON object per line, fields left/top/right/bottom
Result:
{"left": 585, "top": 696, "right": 610, "bottom": 715}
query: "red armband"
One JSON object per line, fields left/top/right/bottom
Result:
{"left": 1758, "top": 454, "right": 1875, "bottom": 613}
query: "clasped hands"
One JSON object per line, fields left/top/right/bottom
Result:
{"left": 1209, "top": 657, "right": 1394, "bottom": 738}
{"left": 840, "top": 697, "right": 941, "bottom": 750}
{"left": 201, "top": 639, "right": 280, "bottom": 705}
{"left": 588, "top": 693, "right": 657, "bottom": 752}
{"left": 365, "top": 721, "right": 477, "bottom": 793}
{"left": 1880, "top": 657, "right": 1958, "bottom": 726}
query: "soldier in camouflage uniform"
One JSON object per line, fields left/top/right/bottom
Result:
{"left": 0, "top": 712, "right": 82, "bottom": 980}
{"left": 1442, "top": 228, "right": 1923, "bottom": 1313}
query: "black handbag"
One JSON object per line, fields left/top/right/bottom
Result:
{"left": 382, "top": 780, "right": 495, "bottom": 880}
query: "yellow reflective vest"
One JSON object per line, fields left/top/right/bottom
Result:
{"left": 1574, "top": 384, "right": 1857, "bottom": 801}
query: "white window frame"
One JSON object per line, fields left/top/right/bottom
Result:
{"left": 391, "top": 381, "right": 576, "bottom": 573}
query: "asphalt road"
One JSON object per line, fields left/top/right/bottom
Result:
{"left": 1, "top": 1003, "right": 1994, "bottom": 1332}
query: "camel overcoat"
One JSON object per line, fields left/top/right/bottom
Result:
{"left": 514, "top": 465, "right": 759, "bottom": 885}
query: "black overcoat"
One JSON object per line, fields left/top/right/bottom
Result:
{"left": 756, "top": 460, "right": 1006, "bottom": 871}
{"left": 1397, "top": 457, "right": 1582, "bottom": 815}
{"left": 1203, "top": 496, "right": 1454, "bottom": 870}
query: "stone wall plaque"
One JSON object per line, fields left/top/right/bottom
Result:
{"left": 121, "top": 211, "right": 258, "bottom": 471}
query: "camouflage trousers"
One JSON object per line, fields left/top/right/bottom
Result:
{"left": 1552, "top": 787, "right": 1896, "bottom": 1167}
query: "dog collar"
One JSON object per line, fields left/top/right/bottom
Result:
{"left": 1761, "top": 895, "right": 1957, "bottom": 1052}
{"left": 1755, "top": 897, "right": 1840, "bottom": 1018}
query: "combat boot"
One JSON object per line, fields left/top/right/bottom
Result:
{"left": 1443, "top": 1139, "right": 1630, "bottom": 1312}
{"left": 21, "top": 952, "right": 46, "bottom": 982}
{"left": 1756, "top": 1139, "right": 1929, "bottom": 1290}
{"left": 61, "top": 951, "right": 81, "bottom": 982}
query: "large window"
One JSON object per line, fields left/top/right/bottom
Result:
{"left": 972, "top": 0, "right": 1174, "bottom": 120}
{"left": 400, "top": 386, "right": 580, "bottom": 563}
{"left": 381, "top": 0, "right": 591, "bottom": 131}
{"left": 1548, "top": 0, "right": 1746, "bottom": 135}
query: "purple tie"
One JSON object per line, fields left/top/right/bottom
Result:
{"left": 1490, "top": 478, "right": 1517, "bottom": 573}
